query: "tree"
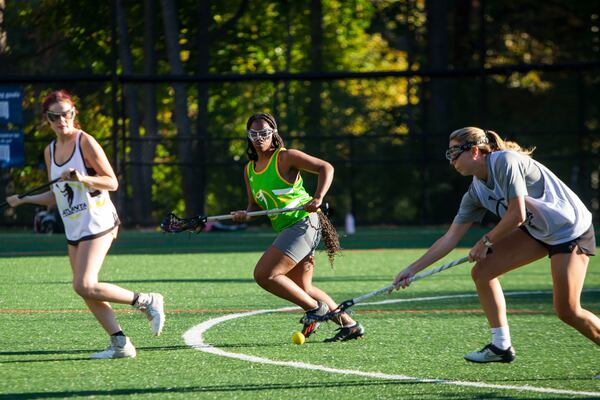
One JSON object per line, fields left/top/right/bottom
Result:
{"left": 141, "top": 0, "right": 160, "bottom": 222}
{"left": 116, "top": 0, "right": 146, "bottom": 224}
{"left": 308, "top": 0, "right": 323, "bottom": 148}
{"left": 160, "top": 0, "right": 198, "bottom": 216}
{"left": 0, "top": 0, "right": 6, "bottom": 55}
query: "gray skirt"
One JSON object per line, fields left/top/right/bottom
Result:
{"left": 272, "top": 212, "right": 321, "bottom": 263}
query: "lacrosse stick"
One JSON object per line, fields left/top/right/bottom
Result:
{"left": 0, "top": 178, "right": 61, "bottom": 209}
{"left": 161, "top": 205, "right": 308, "bottom": 233}
{"left": 310, "top": 256, "right": 470, "bottom": 323}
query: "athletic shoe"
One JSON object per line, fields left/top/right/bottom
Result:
{"left": 464, "top": 343, "right": 515, "bottom": 363}
{"left": 134, "top": 293, "right": 165, "bottom": 336}
{"left": 324, "top": 322, "right": 365, "bottom": 342}
{"left": 300, "top": 301, "right": 329, "bottom": 338}
{"left": 90, "top": 335, "right": 136, "bottom": 359}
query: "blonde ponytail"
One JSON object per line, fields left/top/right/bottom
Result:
{"left": 450, "top": 127, "right": 535, "bottom": 157}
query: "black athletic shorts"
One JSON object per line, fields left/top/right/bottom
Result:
{"left": 520, "top": 224, "right": 596, "bottom": 258}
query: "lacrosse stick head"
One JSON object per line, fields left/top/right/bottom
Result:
{"left": 300, "top": 303, "right": 354, "bottom": 324}
{"left": 160, "top": 212, "right": 207, "bottom": 233}
{"left": 335, "top": 299, "right": 355, "bottom": 313}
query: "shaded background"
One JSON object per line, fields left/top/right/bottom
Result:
{"left": 0, "top": 0, "right": 599, "bottom": 229}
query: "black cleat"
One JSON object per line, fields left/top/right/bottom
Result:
{"left": 324, "top": 322, "right": 365, "bottom": 342}
{"left": 464, "top": 343, "right": 515, "bottom": 363}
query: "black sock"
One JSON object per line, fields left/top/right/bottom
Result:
{"left": 131, "top": 293, "right": 140, "bottom": 306}
{"left": 111, "top": 330, "right": 125, "bottom": 337}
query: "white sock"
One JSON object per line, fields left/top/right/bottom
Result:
{"left": 491, "top": 326, "right": 511, "bottom": 350}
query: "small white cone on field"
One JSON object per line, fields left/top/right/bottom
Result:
{"left": 345, "top": 212, "right": 356, "bottom": 235}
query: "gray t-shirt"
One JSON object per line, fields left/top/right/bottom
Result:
{"left": 453, "top": 150, "right": 591, "bottom": 244}
{"left": 453, "top": 151, "right": 544, "bottom": 224}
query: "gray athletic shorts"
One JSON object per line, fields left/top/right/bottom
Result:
{"left": 272, "top": 212, "right": 321, "bottom": 263}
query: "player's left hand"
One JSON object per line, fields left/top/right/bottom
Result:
{"left": 469, "top": 241, "right": 490, "bottom": 262}
{"left": 61, "top": 168, "right": 81, "bottom": 182}
{"left": 304, "top": 196, "right": 322, "bottom": 213}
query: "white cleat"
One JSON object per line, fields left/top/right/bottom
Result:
{"left": 90, "top": 335, "right": 136, "bottom": 359}
{"left": 464, "top": 343, "right": 515, "bottom": 363}
{"left": 135, "top": 293, "right": 165, "bottom": 336}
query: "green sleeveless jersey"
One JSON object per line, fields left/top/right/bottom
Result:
{"left": 247, "top": 148, "right": 311, "bottom": 232}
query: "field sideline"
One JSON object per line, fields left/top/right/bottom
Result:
{"left": 1, "top": 228, "right": 599, "bottom": 399}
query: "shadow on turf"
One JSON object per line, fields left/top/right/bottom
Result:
{"left": 0, "top": 345, "right": 191, "bottom": 364}
{"left": 0, "top": 380, "right": 459, "bottom": 399}
{"left": 1, "top": 384, "right": 596, "bottom": 400}
{"left": 0, "top": 348, "right": 98, "bottom": 364}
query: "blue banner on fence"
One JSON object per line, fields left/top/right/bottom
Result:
{"left": 0, "top": 131, "right": 25, "bottom": 167}
{"left": 0, "top": 86, "right": 23, "bottom": 125}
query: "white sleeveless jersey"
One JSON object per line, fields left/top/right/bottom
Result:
{"left": 471, "top": 151, "right": 591, "bottom": 245}
{"left": 49, "top": 131, "right": 119, "bottom": 243}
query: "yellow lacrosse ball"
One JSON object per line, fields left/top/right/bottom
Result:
{"left": 291, "top": 331, "right": 305, "bottom": 345}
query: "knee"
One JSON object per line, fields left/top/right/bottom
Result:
{"left": 253, "top": 267, "right": 274, "bottom": 286}
{"left": 471, "top": 264, "right": 487, "bottom": 284}
{"left": 72, "top": 280, "right": 96, "bottom": 298}
{"left": 470, "top": 262, "right": 500, "bottom": 285}
{"left": 554, "top": 302, "right": 580, "bottom": 325}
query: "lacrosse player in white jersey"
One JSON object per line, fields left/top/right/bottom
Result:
{"left": 5, "top": 89, "right": 165, "bottom": 359}
{"left": 393, "top": 127, "right": 598, "bottom": 367}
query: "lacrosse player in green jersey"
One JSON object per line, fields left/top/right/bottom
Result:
{"left": 231, "top": 113, "right": 364, "bottom": 342}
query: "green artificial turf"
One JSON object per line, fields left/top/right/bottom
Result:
{"left": 0, "top": 231, "right": 599, "bottom": 399}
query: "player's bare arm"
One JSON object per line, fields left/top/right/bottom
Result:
{"left": 280, "top": 149, "right": 333, "bottom": 212}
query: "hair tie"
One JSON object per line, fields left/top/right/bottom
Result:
{"left": 480, "top": 130, "right": 490, "bottom": 144}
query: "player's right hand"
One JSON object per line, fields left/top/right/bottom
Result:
{"left": 391, "top": 267, "right": 415, "bottom": 291}
{"left": 5, "top": 195, "right": 22, "bottom": 208}
{"left": 230, "top": 210, "right": 248, "bottom": 223}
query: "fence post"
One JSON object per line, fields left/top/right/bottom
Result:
{"left": 110, "top": 0, "right": 122, "bottom": 215}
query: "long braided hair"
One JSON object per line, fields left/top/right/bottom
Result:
{"left": 317, "top": 210, "right": 342, "bottom": 269}
{"left": 245, "top": 113, "right": 342, "bottom": 268}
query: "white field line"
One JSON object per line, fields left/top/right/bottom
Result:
{"left": 183, "top": 290, "right": 600, "bottom": 398}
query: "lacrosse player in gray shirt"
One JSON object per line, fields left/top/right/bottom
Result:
{"left": 393, "top": 127, "right": 598, "bottom": 367}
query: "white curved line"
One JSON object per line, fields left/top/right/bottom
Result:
{"left": 183, "top": 291, "right": 600, "bottom": 397}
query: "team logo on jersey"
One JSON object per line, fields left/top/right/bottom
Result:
{"left": 60, "top": 184, "right": 75, "bottom": 208}
{"left": 256, "top": 190, "right": 267, "bottom": 206}
{"left": 488, "top": 195, "right": 508, "bottom": 217}
{"left": 488, "top": 195, "right": 534, "bottom": 225}
{"left": 59, "top": 183, "right": 87, "bottom": 218}
{"left": 254, "top": 189, "right": 282, "bottom": 220}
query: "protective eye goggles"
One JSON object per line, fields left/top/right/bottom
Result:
{"left": 46, "top": 108, "right": 75, "bottom": 123}
{"left": 445, "top": 142, "right": 478, "bottom": 161}
{"left": 247, "top": 128, "right": 275, "bottom": 141}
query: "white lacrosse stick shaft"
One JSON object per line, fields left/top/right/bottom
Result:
{"left": 351, "top": 256, "right": 470, "bottom": 305}
{"left": 205, "top": 205, "right": 306, "bottom": 222}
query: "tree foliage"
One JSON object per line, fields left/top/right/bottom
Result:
{"left": 1, "top": 0, "right": 598, "bottom": 227}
